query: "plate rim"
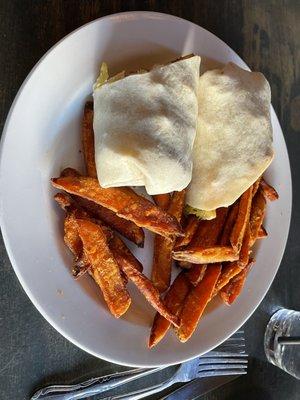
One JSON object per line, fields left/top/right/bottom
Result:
{"left": 0, "top": 11, "right": 292, "bottom": 367}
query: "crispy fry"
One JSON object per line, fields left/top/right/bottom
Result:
{"left": 149, "top": 272, "right": 191, "bottom": 348}
{"left": 118, "top": 255, "right": 179, "bottom": 327}
{"left": 173, "top": 245, "right": 238, "bottom": 264}
{"left": 109, "top": 235, "right": 143, "bottom": 273}
{"left": 213, "top": 223, "right": 251, "bottom": 296}
{"left": 152, "top": 190, "right": 186, "bottom": 292}
{"left": 74, "top": 196, "right": 145, "bottom": 247}
{"left": 77, "top": 219, "right": 131, "bottom": 318}
{"left": 55, "top": 192, "right": 112, "bottom": 278}
{"left": 60, "top": 168, "right": 145, "bottom": 247}
{"left": 168, "top": 190, "right": 186, "bottom": 222}
{"left": 151, "top": 192, "right": 174, "bottom": 292}
{"left": 75, "top": 232, "right": 143, "bottom": 282}
{"left": 230, "top": 186, "right": 253, "bottom": 252}
{"left": 260, "top": 178, "right": 279, "bottom": 201}
{"left": 153, "top": 194, "right": 171, "bottom": 209}
{"left": 82, "top": 101, "right": 98, "bottom": 178}
{"left": 174, "top": 214, "right": 199, "bottom": 250}
{"left": 177, "top": 261, "right": 192, "bottom": 269}
{"left": 252, "top": 177, "right": 262, "bottom": 198}
{"left": 220, "top": 203, "right": 239, "bottom": 245}
{"left": 177, "top": 264, "right": 221, "bottom": 342}
{"left": 51, "top": 175, "right": 183, "bottom": 238}
{"left": 181, "top": 208, "right": 227, "bottom": 285}
{"left": 187, "top": 264, "right": 207, "bottom": 286}
{"left": 60, "top": 205, "right": 91, "bottom": 278}
{"left": 173, "top": 208, "right": 230, "bottom": 264}
{"left": 190, "top": 208, "right": 228, "bottom": 248}
{"left": 63, "top": 210, "right": 83, "bottom": 259}
{"left": 249, "top": 189, "right": 266, "bottom": 246}
{"left": 220, "top": 260, "right": 254, "bottom": 305}
{"left": 152, "top": 236, "right": 173, "bottom": 292}
{"left": 213, "top": 262, "right": 242, "bottom": 295}
{"left": 238, "top": 223, "right": 251, "bottom": 268}
{"left": 54, "top": 192, "right": 112, "bottom": 244}
{"left": 258, "top": 225, "right": 268, "bottom": 239}
{"left": 214, "top": 219, "right": 251, "bottom": 294}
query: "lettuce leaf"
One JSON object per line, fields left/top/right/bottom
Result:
{"left": 185, "top": 205, "right": 216, "bottom": 220}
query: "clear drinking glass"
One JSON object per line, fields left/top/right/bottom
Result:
{"left": 264, "top": 308, "right": 300, "bottom": 379}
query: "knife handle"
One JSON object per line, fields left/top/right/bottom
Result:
{"left": 31, "top": 367, "right": 161, "bottom": 400}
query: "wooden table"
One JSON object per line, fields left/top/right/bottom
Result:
{"left": 0, "top": 1, "right": 299, "bottom": 399}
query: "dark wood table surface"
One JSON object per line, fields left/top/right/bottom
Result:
{"left": 1, "top": 1, "right": 299, "bottom": 399}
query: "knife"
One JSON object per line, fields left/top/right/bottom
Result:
{"left": 160, "top": 375, "right": 238, "bottom": 400}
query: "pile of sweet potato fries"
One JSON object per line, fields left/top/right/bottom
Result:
{"left": 51, "top": 101, "right": 278, "bottom": 348}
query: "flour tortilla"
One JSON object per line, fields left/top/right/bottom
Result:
{"left": 93, "top": 56, "right": 201, "bottom": 195}
{"left": 187, "top": 62, "right": 274, "bottom": 211}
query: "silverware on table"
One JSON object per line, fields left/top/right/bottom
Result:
{"left": 106, "top": 353, "right": 247, "bottom": 400}
{"left": 31, "top": 367, "right": 162, "bottom": 400}
{"left": 31, "top": 331, "right": 247, "bottom": 400}
{"left": 159, "top": 375, "right": 238, "bottom": 400}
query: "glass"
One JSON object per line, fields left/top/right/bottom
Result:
{"left": 264, "top": 308, "right": 300, "bottom": 379}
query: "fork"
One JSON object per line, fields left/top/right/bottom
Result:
{"left": 31, "top": 331, "right": 246, "bottom": 400}
{"left": 105, "top": 332, "right": 247, "bottom": 400}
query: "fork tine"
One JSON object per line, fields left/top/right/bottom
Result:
{"left": 216, "top": 345, "right": 246, "bottom": 351}
{"left": 203, "top": 352, "right": 248, "bottom": 357}
{"left": 199, "top": 357, "right": 248, "bottom": 364}
{"left": 197, "top": 369, "right": 247, "bottom": 378}
{"left": 199, "top": 363, "right": 247, "bottom": 372}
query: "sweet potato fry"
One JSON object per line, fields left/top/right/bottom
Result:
{"left": 177, "top": 261, "right": 192, "bottom": 269}
{"left": 152, "top": 190, "right": 186, "bottom": 292}
{"left": 54, "top": 192, "right": 112, "bottom": 242}
{"left": 60, "top": 168, "right": 145, "bottom": 247}
{"left": 109, "top": 235, "right": 143, "bottom": 273}
{"left": 180, "top": 208, "right": 227, "bottom": 284}
{"left": 118, "top": 255, "right": 179, "bottom": 328}
{"left": 77, "top": 219, "right": 131, "bottom": 318}
{"left": 260, "top": 178, "right": 279, "bottom": 201}
{"left": 74, "top": 195, "right": 145, "bottom": 247}
{"left": 59, "top": 205, "right": 91, "bottom": 278}
{"left": 213, "top": 262, "right": 242, "bottom": 296}
{"left": 177, "top": 264, "right": 221, "bottom": 342}
{"left": 167, "top": 190, "right": 186, "bottom": 222}
{"left": 230, "top": 186, "right": 253, "bottom": 252}
{"left": 153, "top": 194, "right": 171, "bottom": 209}
{"left": 63, "top": 210, "right": 83, "bottom": 260}
{"left": 190, "top": 208, "right": 228, "bottom": 248}
{"left": 152, "top": 236, "right": 173, "bottom": 293}
{"left": 51, "top": 176, "right": 182, "bottom": 238}
{"left": 187, "top": 264, "right": 207, "bottom": 286}
{"left": 220, "top": 203, "right": 239, "bottom": 245}
{"left": 149, "top": 272, "right": 191, "bottom": 348}
{"left": 249, "top": 189, "right": 266, "bottom": 246}
{"left": 220, "top": 260, "right": 254, "bottom": 305}
{"left": 213, "top": 223, "right": 251, "bottom": 297}
{"left": 81, "top": 101, "right": 98, "bottom": 178}
{"left": 55, "top": 192, "right": 112, "bottom": 278}
{"left": 252, "top": 177, "right": 262, "bottom": 198}
{"left": 238, "top": 223, "right": 251, "bottom": 268}
{"left": 173, "top": 245, "right": 238, "bottom": 264}
{"left": 174, "top": 214, "right": 199, "bottom": 250}
{"left": 258, "top": 225, "right": 268, "bottom": 239}
{"left": 173, "top": 208, "right": 230, "bottom": 264}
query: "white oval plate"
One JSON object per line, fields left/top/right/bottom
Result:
{"left": 0, "top": 12, "right": 291, "bottom": 367}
